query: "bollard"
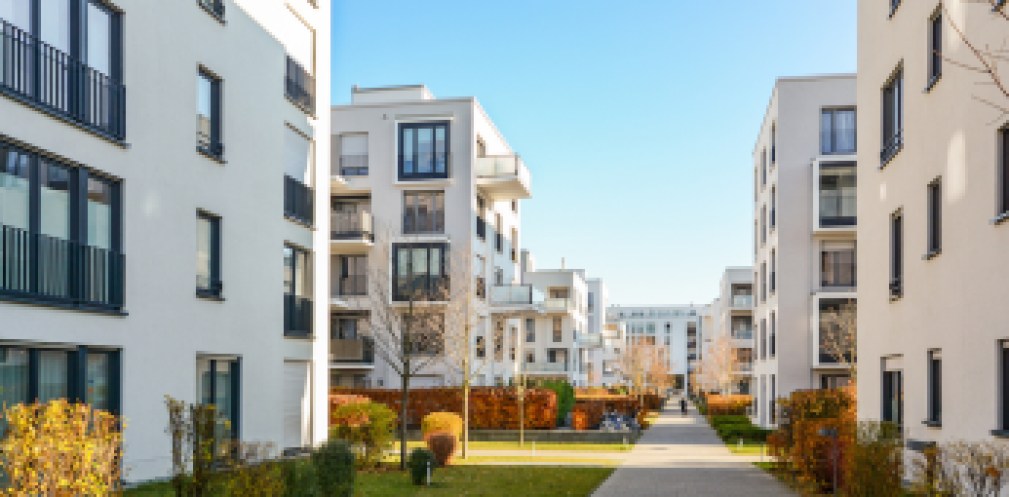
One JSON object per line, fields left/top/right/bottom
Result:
{"left": 426, "top": 460, "right": 431, "bottom": 486}
{"left": 738, "top": 438, "right": 743, "bottom": 449}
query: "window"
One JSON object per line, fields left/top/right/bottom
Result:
{"left": 761, "top": 148, "right": 767, "bottom": 186}
{"left": 0, "top": 140, "right": 124, "bottom": 311}
{"left": 284, "top": 245, "right": 312, "bottom": 337}
{"left": 494, "top": 213, "right": 503, "bottom": 253}
{"left": 525, "top": 319, "right": 536, "bottom": 343}
{"left": 770, "top": 122, "right": 776, "bottom": 164}
{"left": 475, "top": 336, "right": 485, "bottom": 359}
{"left": 393, "top": 243, "right": 448, "bottom": 301}
{"left": 337, "top": 255, "right": 367, "bottom": 296}
{"left": 927, "top": 178, "right": 942, "bottom": 256}
{"left": 821, "top": 241, "right": 857, "bottom": 288}
{"left": 882, "top": 369, "right": 903, "bottom": 427}
{"left": 526, "top": 351, "right": 535, "bottom": 364}
{"left": 197, "top": 355, "right": 241, "bottom": 453}
{"left": 1001, "top": 126, "right": 1009, "bottom": 217}
{"left": 331, "top": 200, "right": 372, "bottom": 239}
{"left": 819, "top": 163, "right": 857, "bottom": 227}
{"left": 494, "top": 267, "right": 503, "bottom": 286}
{"left": 881, "top": 68, "right": 904, "bottom": 165}
{"left": 338, "top": 134, "right": 369, "bottom": 176}
{"left": 399, "top": 122, "right": 449, "bottom": 180}
{"left": 760, "top": 319, "right": 767, "bottom": 360}
{"left": 770, "top": 186, "right": 776, "bottom": 230}
{"left": 928, "top": 9, "right": 942, "bottom": 88}
{"left": 760, "top": 262, "right": 767, "bottom": 302}
{"left": 889, "top": 0, "right": 901, "bottom": 17}
{"left": 0, "top": 344, "right": 120, "bottom": 415}
{"left": 197, "top": 69, "right": 223, "bottom": 158}
{"left": 890, "top": 210, "right": 903, "bottom": 299}
{"left": 927, "top": 350, "right": 942, "bottom": 425}
{"left": 553, "top": 317, "right": 562, "bottom": 342}
{"left": 196, "top": 211, "right": 222, "bottom": 298}
{"left": 405, "top": 312, "right": 444, "bottom": 355}
{"left": 760, "top": 205, "right": 767, "bottom": 244}
{"left": 403, "top": 191, "right": 445, "bottom": 234}
{"left": 770, "top": 312, "right": 776, "bottom": 357}
{"left": 283, "top": 127, "right": 314, "bottom": 224}
{"left": 819, "top": 299, "right": 856, "bottom": 364}
{"left": 770, "top": 248, "right": 776, "bottom": 294}
{"left": 820, "top": 108, "right": 857, "bottom": 155}
{"left": 1000, "top": 341, "right": 1009, "bottom": 430}
{"left": 198, "top": 0, "right": 225, "bottom": 19}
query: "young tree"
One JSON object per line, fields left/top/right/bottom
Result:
{"left": 620, "top": 339, "right": 670, "bottom": 400}
{"left": 942, "top": 1, "right": 1008, "bottom": 118}
{"left": 820, "top": 300, "right": 857, "bottom": 382}
{"left": 698, "top": 335, "right": 738, "bottom": 394}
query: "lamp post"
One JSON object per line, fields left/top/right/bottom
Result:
{"left": 514, "top": 343, "right": 525, "bottom": 447}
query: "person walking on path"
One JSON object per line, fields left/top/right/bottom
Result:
{"left": 679, "top": 397, "right": 687, "bottom": 415}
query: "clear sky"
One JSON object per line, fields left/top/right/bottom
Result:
{"left": 332, "top": 1, "right": 857, "bottom": 305}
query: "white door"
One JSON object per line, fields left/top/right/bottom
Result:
{"left": 283, "top": 361, "right": 311, "bottom": 450}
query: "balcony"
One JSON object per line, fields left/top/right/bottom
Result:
{"left": 0, "top": 18, "right": 126, "bottom": 141}
{"left": 284, "top": 294, "right": 312, "bottom": 338}
{"left": 731, "top": 295, "right": 753, "bottom": 309}
{"left": 285, "top": 56, "right": 314, "bottom": 114}
{"left": 331, "top": 210, "right": 374, "bottom": 252}
{"left": 489, "top": 284, "right": 543, "bottom": 309}
{"left": 525, "top": 362, "right": 568, "bottom": 374}
{"left": 338, "top": 154, "right": 369, "bottom": 177}
{"left": 732, "top": 328, "right": 753, "bottom": 340}
{"left": 475, "top": 155, "right": 532, "bottom": 200}
{"left": 543, "top": 297, "right": 575, "bottom": 314}
{"left": 330, "top": 337, "right": 375, "bottom": 365}
{"left": 819, "top": 190, "right": 857, "bottom": 228}
{"left": 283, "top": 175, "right": 314, "bottom": 226}
{"left": 333, "top": 275, "right": 367, "bottom": 297}
{"left": 0, "top": 224, "right": 125, "bottom": 312}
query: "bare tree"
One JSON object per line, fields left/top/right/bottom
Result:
{"left": 820, "top": 300, "right": 857, "bottom": 382}
{"left": 697, "top": 334, "right": 738, "bottom": 394}
{"left": 620, "top": 339, "right": 670, "bottom": 400}
{"left": 942, "top": 1, "right": 1008, "bottom": 120}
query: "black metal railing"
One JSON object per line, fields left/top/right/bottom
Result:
{"left": 1, "top": 224, "right": 124, "bottom": 310}
{"left": 283, "top": 175, "right": 314, "bottom": 226}
{"left": 339, "top": 155, "right": 368, "bottom": 176}
{"left": 331, "top": 211, "right": 374, "bottom": 241}
{"left": 284, "top": 294, "right": 313, "bottom": 337}
{"left": 337, "top": 275, "right": 367, "bottom": 296}
{"left": 0, "top": 18, "right": 126, "bottom": 140}
{"left": 198, "top": 0, "right": 225, "bottom": 18}
{"left": 285, "top": 56, "right": 314, "bottom": 114}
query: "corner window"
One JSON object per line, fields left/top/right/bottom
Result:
{"left": 890, "top": 209, "right": 903, "bottom": 299}
{"left": 197, "top": 69, "right": 223, "bottom": 159}
{"left": 403, "top": 191, "right": 445, "bottom": 234}
{"left": 821, "top": 240, "right": 857, "bottom": 288}
{"left": 927, "top": 350, "right": 942, "bottom": 425}
{"left": 819, "top": 163, "right": 857, "bottom": 227}
{"left": 196, "top": 211, "right": 222, "bottom": 298}
{"left": 820, "top": 108, "right": 857, "bottom": 155}
{"left": 398, "top": 122, "right": 449, "bottom": 180}
{"left": 927, "top": 178, "right": 942, "bottom": 256}
{"left": 927, "top": 8, "right": 942, "bottom": 89}
{"left": 392, "top": 243, "right": 448, "bottom": 301}
{"left": 881, "top": 67, "right": 904, "bottom": 165}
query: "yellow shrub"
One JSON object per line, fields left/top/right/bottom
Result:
{"left": 421, "top": 411, "right": 463, "bottom": 441}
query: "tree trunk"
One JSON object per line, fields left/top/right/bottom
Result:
{"left": 462, "top": 372, "right": 470, "bottom": 458}
{"left": 400, "top": 372, "right": 409, "bottom": 470}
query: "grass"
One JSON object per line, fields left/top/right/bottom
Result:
{"left": 457, "top": 456, "right": 621, "bottom": 466}
{"left": 465, "top": 441, "right": 632, "bottom": 452}
{"left": 726, "top": 441, "right": 768, "bottom": 456}
{"left": 125, "top": 466, "right": 615, "bottom": 497}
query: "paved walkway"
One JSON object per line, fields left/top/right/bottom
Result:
{"left": 591, "top": 403, "right": 794, "bottom": 497}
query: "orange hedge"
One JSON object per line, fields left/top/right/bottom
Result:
{"left": 704, "top": 394, "right": 753, "bottom": 415}
{"left": 332, "top": 387, "right": 557, "bottom": 430}
{"left": 571, "top": 396, "right": 651, "bottom": 429}
{"left": 770, "top": 387, "right": 856, "bottom": 493}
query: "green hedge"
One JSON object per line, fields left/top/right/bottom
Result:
{"left": 707, "top": 415, "right": 769, "bottom": 443}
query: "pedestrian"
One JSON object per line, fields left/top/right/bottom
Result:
{"left": 680, "top": 397, "right": 687, "bottom": 415}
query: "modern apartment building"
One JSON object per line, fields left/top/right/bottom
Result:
{"left": 329, "top": 85, "right": 532, "bottom": 389}
{"left": 857, "top": 0, "right": 1008, "bottom": 447}
{"left": 580, "top": 277, "right": 610, "bottom": 386}
{"left": 706, "top": 267, "right": 755, "bottom": 394}
{"left": 606, "top": 305, "right": 704, "bottom": 392}
{"left": 751, "top": 75, "right": 857, "bottom": 428}
{"left": 0, "top": 0, "right": 331, "bottom": 480}
{"left": 513, "top": 267, "right": 589, "bottom": 386}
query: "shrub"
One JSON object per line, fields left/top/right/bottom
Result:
{"left": 409, "top": 448, "right": 437, "bottom": 486}
{"left": 330, "top": 401, "right": 397, "bottom": 466}
{"left": 843, "top": 421, "right": 902, "bottom": 497}
{"left": 770, "top": 387, "right": 856, "bottom": 493}
{"left": 311, "top": 439, "right": 355, "bottom": 497}
{"left": 0, "top": 399, "right": 123, "bottom": 496}
{"left": 282, "top": 458, "right": 320, "bottom": 497}
{"left": 427, "top": 432, "right": 458, "bottom": 466}
{"left": 422, "top": 411, "right": 463, "bottom": 442}
{"left": 704, "top": 394, "right": 753, "bottom": 415}
{"left": 540, "top": 380, "right": 575, "bottom": 426}
{"left": 909, "top": 441, "right": 1009, "bottom": 496}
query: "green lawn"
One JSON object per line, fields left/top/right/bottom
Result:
{"left": 392, "top": 440, "right": 632, "bottom": 453}
{"left": 726, "top": 441, "right": 767, "bottom": 456}
{"left": 125, "top": 466, "right": 614, "bottom": 497}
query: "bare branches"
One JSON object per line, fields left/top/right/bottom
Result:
{"left": 820, "top": 301, "right": 857, "bottom": 381}
{"left": 943, "top": 1, "right": 1009, "bottom": 113}
{"left": 697, "top": 335, "right": 738, "bottom": 394}
{"left": 620, "top": 340, "right": 671, "bottom": 396}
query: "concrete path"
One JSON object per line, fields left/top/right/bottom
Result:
{"left": 591, "top": 403, "right": 794, "bottom": 497}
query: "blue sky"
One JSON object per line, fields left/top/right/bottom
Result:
{"left": 332, "top": 1, "right": 857, "bottom": 305}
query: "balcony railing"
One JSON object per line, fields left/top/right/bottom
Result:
{"left": 335, "top": 275, "right": 367, "bottom": 297}
{"left": 331, "top": 337, "right": 375, "bottom": 364}
{"left": 283, "top": 175, "right": 314, "bottom": 226}
{"left": 489, "top": 284, "right": 543, "bottom": 306}
{"left": 339, "top": 155, "right": 368, "bottom": 176}
{"left": 0, "top": 18, "right": 126, "bottom": 140}
{"left": 732, "top": 328, "right": 753, "bottom": 340}
{"left": 821, "top": 264, "right": 857, "bottom": 288}
{"left": 284, "top": 294, "right": 312, "bottom": 338}
{"left": 1, "top": 224, "right": 125, "bottom": 311}
{"left": 331, "top": 211, "right": 374, "bottom": 241}
{"left": 475, "top": 155, "right": 530, "bottom": 183}
{"left": 525, "top": 361, "right": 568, "bottom": 373}
{"left": 820, "top": 190, "right": 857, "bottom": 227}
{"left": 731, "top": 295, "right": 753, "bottom": 308}
{"left": 285, "top": 56, "right": 314, "bottom": 114}
{"left": 544, "top": 297, "right": 574, "bottom": 312}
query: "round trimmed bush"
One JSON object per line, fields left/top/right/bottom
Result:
{"left": 426, "top": 432, "right": 457, "bottom": 466}
{"left": 408, "top": 448, "right": 436, "bottom": 486}
{"left": 421, "top": 412, "right": 463, "bottom": 442}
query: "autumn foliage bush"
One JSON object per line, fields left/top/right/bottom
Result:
{"left": 421, "top": 411, "right": 463, "bottom": 442}
{"left": 426, "top": 432, "right": 457, "bottom": 466}
{"left": 0, "top": 399, "right": 123, "bottom": 496}
{"left": 329, "top": 401, "right": 397, "bottom": 467}
{"left": 335, "top": 387, "right": 557, "bottom": 429}
{"left": 703, "top": 394, "right": 753, "bottom": 415}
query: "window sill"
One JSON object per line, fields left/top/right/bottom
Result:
{"left": 992, "top": 429, "right": 1009, "bottom": 439}
{"left": 991, "top": 211, "right": 1009, "bottom": 226}
{"left": 922, "top": 420, "right": 942, "bottom": 428}
{"left": 0, "top": 294, "right": 128, "bottom": 316}
{"left": 197, "top": 146, "right": 226, "bottom": 164}
{"left": 925, "top": 74, "right": 941, "bottom": 93}
{"left": 923, "top": 249, "right": 941, "bottom": 261}
{"left": 284, "top": 215, "right": 315, "bottom": 230}
{"left": 283, "top": 332, "right": 314, "bottom": 340}
{"left": 196, "top": 290, "right": 225, "bottom": 302}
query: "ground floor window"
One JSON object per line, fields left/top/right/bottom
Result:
{"left": 0, "top": 344, "right": 120, "bottom": 414}
{"left": 197, "top": 355, "right": 241, "bottom": 450}
{"left": 882, "top": 369, "right": 903, "bottom": 427}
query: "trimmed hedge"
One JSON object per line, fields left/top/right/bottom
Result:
{"left": 421, "top": 412, "right": 463, "bottom": 442}
{"left": 708, "top": 414, "right": 770, "bottom": 444}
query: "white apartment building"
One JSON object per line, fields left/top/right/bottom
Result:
{"left": 329, "top": 85, "right": 531, "bottom": 389}
{"left": 0, "top": 0, "right": 331, "bottom": 480}
{"left": 580, "top": 277, "right": 610, "bottom": 386}
{"left": 857, "top": 0, "right": 1008, "bottom": 448}
{"left": 751, "top": 75, "right": 857, "bottom": 428}
{"left": 706, "top": 267, "right": 755, "bottom": 394}
{"left": 606, "top": 305, "right": 704, "bottom": 392}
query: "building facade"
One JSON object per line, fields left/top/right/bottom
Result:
{"left": 606, "top": 305, "right": 704, "bottom": 392}
{"left": 857, "top": 0, "right": 1009, "bottom": 447}
{"left": 706, "top": 267, "right": 755, "bottom": 394}
{"left": 751, "top": 75, "right": 858, "bottom": 428}
{"left": 0, "top": 0, "right": 331, "bottom": 480}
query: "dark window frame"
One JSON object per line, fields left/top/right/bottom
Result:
{"left": 890, "top": 209, "right": 904, "bottom": 299}
{"left": 0, "top": 343, "right": 121, "bottom": 415}
{"left": 926, "top": 349, "right": 942, "bottom": 426}
{"left": 927, "top": 177, "right": 942, "bottom": 257}
{"left": 927, "top": 8, "right": 943, "bottom": 90}
{"left": 398, "top": 121, "right": 450, "bottom": 180}
{"left": 196, "top": 210, "right": 222, "bottom": 299}
{"left": 998, "top": 125, "right": 1009, "bottom": 221}
{"left": 197, "top": 68, "right": 224, "bottom": 160}
{"left": 882, "top": 368, "right": 903, "bottom": 427}
{"left": 197, "top": 355, "right": 242, "bottom": 449}
{"left": 1000, "top": 341, "right": 1009, "bottom": 431}
{"left": 402, "top": 190, "right": 445, "bottom": 235}
{"left": 283, "top": 243, "right": 313, "bottom": 337}
{"left": 821, "top": 107, "right": 858, "bottom": 156}
{"left": 881, "top": 66, "right": 904, "bottom": 166}
{"left": 392, "top": 242, "right": 449, "bottom": 301}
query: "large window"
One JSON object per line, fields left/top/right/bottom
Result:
{"left": 821, "top": 240, "right": 856, "bottom": 288}
{"left": 819, "top": 163, "right": 857, "bottom": 227}
{"left": 196, "top": 211, "right": 222, "bottom": 298}
{"left": 890, "top": 210, "right": 903, "bottom": 299}
{"left": 393, "top": 243, "right": 448, "bottom": 301}
{"left": 881, "top": 68, "right": 903, "bottom": 165}
{"left": 336, "top": 255, "right": 367, "bottom": 296}
{"left": 197, "top": 69, "right": 223, "bottom": 158}
{"left": 0, "top": 344, "right": 120, "bottom": 414}
{"left": 398, "top": 122, "right": 449, "bottom": 180}
{"left": 0, "top": 140, "right": 123, "bottom": 310}
{"left": 820, "top": 108, "right": 857, "bottom": 155}
{"left": 928, "top": 9, "right": 942, "bottom": 88}
{"left": 338, "top": 134, "right": 368, "bottom": 176}
{"left": 525, "top": 318, "right": 536, "bottom": 343}
{"left": 818, "top": 299, "right": 856, "bottom": 364}
{"left": 197, "top": 355, "right": 241, "bottom": 453}
{"left": 927, "top": 350, "right": 942, "bottom": 425}
{"left": 284, "top": 245, "right": 312, "bottom": 337}
{"left": 403, "top": 191, "right": 445, "bottom": 234}
{"left": 927, "top": 178, "right": 942, "bottom": 256}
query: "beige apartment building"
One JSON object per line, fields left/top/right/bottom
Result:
{"left": 706, "top": 267, "right": 755, "bottom": 395}
{"left": 857, "top": 0, "right": 1009, "bottom": 446}
{"left": 751, "top": 75, "right": 858, "bottom": 428}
